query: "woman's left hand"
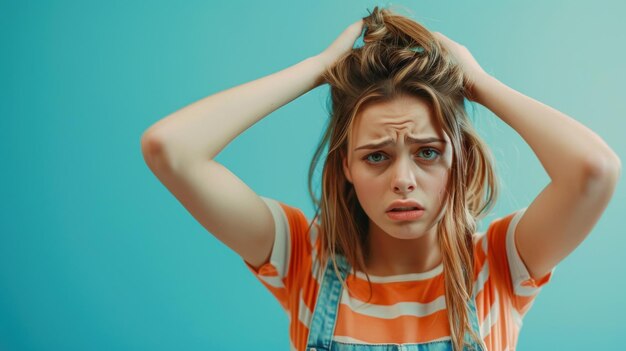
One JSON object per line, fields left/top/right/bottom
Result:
{"left": 432, "top": 32, "right": 491, "bottom": 102}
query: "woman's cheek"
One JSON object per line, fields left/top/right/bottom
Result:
{"left": 354, "top": 175, "right": 381, "bottom": 213}
{"left": 436, "top": 171, "right": 450, "bottom": 200}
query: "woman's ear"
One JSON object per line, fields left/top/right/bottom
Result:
{"left": 343, "top": 155, "right": 353, "bottom": 184}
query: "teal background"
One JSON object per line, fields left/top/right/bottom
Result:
{"left": 2, "top": 0, "right": 625, "bottom": 350}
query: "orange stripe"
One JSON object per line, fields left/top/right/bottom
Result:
{"left": 244, "top": 261, "right": 291, "bottom": 310}
{"left": 300, "top": 270, "right": 320, "bottom": 312}
{"left": 474, "top": 275, "right": 497, "bottom": 326}
{"left": 292, "top": 317, "right": 311, "bottom": 351}
{"left": 335, "top": 306, "right": 451, "bottom": 343}
{"left": 344, "top": 273, "right": 446, "bottom": 305}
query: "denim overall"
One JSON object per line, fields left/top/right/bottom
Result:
{"left": 305, "top": 254, "right": 485, "bottom": 351}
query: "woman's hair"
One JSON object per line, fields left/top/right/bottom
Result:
{"left": 304, "top": 6, "right": 498, "bottom": 351}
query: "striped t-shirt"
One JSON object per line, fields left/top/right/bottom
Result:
{"left": 243, "top": 197, "right": 555, "bottom": 351}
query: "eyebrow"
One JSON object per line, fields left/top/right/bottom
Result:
{"left": 354, "top": 136, "right": 446, "bottom": 151}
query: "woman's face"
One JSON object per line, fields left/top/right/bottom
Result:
{"left": 342, "top": 94, "right": 453, "bottom": 240}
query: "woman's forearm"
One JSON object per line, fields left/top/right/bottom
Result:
{"left": 473, "top": 74, "right": 621, "bottom": 187}
{"left": 142, "top": 54, "right": 328, "bottom": 171}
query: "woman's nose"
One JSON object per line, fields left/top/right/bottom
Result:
{"left": 392, "top": 156, "right": 417, "bottom": 194}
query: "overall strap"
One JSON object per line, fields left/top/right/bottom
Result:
{"left": 305, "top": 254, "right": 350, "bottom": 351}
{"left": 462, "top": 295, "right": 486, "bottom": 351}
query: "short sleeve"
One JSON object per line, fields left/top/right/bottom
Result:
{"left": 242, "top": 196, "right": 315, "bottom": 312}
{"left": 505, "top": 208, "right": 554, "bottom": 291}
{"left": 484, "top": 208, "right": 556, "bottom": 317}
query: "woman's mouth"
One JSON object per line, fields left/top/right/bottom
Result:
{"left": 386, "top": 208, "right": 425, "bottom": 221}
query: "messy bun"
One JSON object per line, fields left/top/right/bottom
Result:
{"left": 344, "top": 6, "right": 467, "bottom": 98}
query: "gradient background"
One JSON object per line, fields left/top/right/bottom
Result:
{"left": 2, "top": 0, "right": 625, "bottom": 350}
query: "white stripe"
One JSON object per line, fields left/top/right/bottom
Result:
{"left": 310, "top": 220, "right": 318, "bottom": 247}
{"left": 310, "top": 224, "right": 322, "bottom": 281}
{"left": 514, "top": 283, "right": 542, "bottom": 297}
{"left": 332, "top": 335, "right": 452, "bottom": 345}
{"left": 311, "top": 250, "right": 321, "bottom": 283}
{"left": 352, "top": 263, "right": 443, "bottom": 283}
{"left": 340, "top": 288, "right": 447, "bottom": 319}
{"left": 259, "top": 196, "right": 291, "bottom": 283}
{"left": 298, "top": 289, "right": 313, "bottom": 328}
{"left": 480, "top": 291, "right": 499, "bottom": 338}
{"left": 481, "top": 231, "right": 488, "bottom": 254}
{"left": 473, "top": 231, "right": 486, "bottom": 252}
{"left": 510, "top": 300, "right": 523, "bottom": 328}
{"left": 257, "top": 274, "right": 285, "bottom": 289}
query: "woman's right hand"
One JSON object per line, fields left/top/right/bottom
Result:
{"left": 317, "top": 19, "right": 365, "bottom": 70}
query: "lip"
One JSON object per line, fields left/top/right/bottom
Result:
{"left": 386, "top": 209, "right": 425, "bottom": 221}
{"left": 386, "top": 199, "right": 425, "bottom": 212}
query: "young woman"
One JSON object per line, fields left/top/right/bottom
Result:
{"left": 140, "top": 6, "right": 620, "bottom": 351}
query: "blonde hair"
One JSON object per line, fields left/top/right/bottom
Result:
{"left": 305, "top": 6, "right": 498, "bottom": 351}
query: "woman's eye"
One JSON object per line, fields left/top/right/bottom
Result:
{"left": 364, "top": 152, "right": 388, "bottom": 164}
{"left": 418, "top": 147, "right": 441, "bottom": 161}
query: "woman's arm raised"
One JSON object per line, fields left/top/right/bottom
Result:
{"left": 142, "top": 19, "right": 363, "bottom": 167}
{"left": 140, "top": 20, "right": 364, "bottom": 269}
{"left": 433, "top": 31, "right": 621, "bottom": 281}
{"left": 141, "top": 55, "right": 327, "bottom": 168}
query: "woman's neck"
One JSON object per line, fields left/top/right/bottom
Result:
{"left": 364, "top": 222, "right": 442, "bottom": 276}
